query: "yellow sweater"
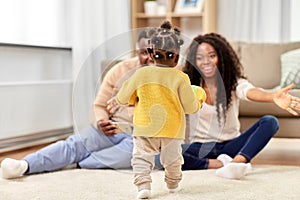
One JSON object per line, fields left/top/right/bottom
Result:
{"left": 116, "top": 66, "right": 205, "bottom": 139}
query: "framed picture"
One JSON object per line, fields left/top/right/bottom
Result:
{"left": 175, "top": 0, "right": 204, "bottom": 14}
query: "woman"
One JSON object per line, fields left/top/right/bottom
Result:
{"left": 181, "top": 33, "right": 300, "bottom": 179}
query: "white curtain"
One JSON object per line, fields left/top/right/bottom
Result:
{"left": 70, "top": 0, "right": 131, "bottom": 131}
{"left": 0, "top": 0, "right": 70, "bottom": 46}
{"left": 218, "top": 0, "right": 299, "bottom": 42}
{"left": 290, "top": 0, "right": 300, "bottom": 41}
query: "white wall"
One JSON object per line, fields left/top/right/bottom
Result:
{"left": 0, "top": 0, "right": 73, "bottom": 141}
{"left": 0, "top": 0, "right": 70, "bottom": 47}
{"left": 0, "top": 46, "right": 72, "bottom": 82}
{"left": 0, "top": 45, "right": 73, "bottom": 140}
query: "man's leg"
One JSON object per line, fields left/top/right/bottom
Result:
{"left": 78, "top": 135, "right": 133, "bottom": 169}
{"left": 23, "top": 125, "right": 111, "bottom": 173}
{"left": 1, "top": 125, "right": 128, "bottom": 178}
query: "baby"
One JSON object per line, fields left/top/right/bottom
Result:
{"left": 116, "top": 21, "right": 206, "bottom": 199}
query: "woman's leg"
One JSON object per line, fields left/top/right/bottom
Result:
{"left": 216, "top": 115, "right": 278, "bottom": 179}
{"left": 181, "top": 142, "right": 223, "bottom": 170}
{"left": 157, "top": 115, "right": 278, "bottom": 171}
{"left": 221, "top": 115, "right": 279, "bottom": 162}
{"left": 156, "top": 142, "right": 224, "bottom": 170}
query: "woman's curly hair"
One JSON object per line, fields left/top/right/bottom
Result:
{"left": 183, "top": 33, "right": 245, "bottom": 123}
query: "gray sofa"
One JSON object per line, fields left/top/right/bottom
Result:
{"left": 231, "top": 41, "right": 300, "bottom": 165}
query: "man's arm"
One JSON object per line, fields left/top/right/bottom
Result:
{"left": 93, "top": 57, "right": 140, "bottom": 135}
{"left": 93, "top": 65, "right": 120, "bottom": 135}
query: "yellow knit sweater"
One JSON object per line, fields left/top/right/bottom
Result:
{"left": 116, "top": 65, "right": 205, "bottom": 139}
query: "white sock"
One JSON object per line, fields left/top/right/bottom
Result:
{"left": 217, "top": 154, "right": 233, "bottom": 166}
{"left": 168, "top": 185, "right": 181, "bottom": 193}
{"left": 137, "top": 189, "right": 151, "bottom": 199}
{"left": 215, "top": 162, "right": 248, "bottom": 180}
{"left": 245, "top": 163, "right": 252, "bottom": 174}
{"left": 0, "top": 158, "right": 28, "bottom": 179}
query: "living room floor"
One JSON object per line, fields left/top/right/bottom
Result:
{"left": 0, "top": 142, "right": 298, "bottom": 166}
{"left": 0, "top": 143, "right": 50, "bottom": 163}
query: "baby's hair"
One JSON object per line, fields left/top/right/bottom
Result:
{"left": 149, "top": 21, "right": 184, "bottom": 52}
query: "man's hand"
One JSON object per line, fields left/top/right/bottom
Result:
{"left": 97, "top": 119, "right": 117, "bottom": 136}
{"left": 107, "top": 97, "right": 119, "bottom": 117}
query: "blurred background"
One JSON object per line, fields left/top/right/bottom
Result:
{"left": 0, "top": 0, "right": 299, "bottom": 152}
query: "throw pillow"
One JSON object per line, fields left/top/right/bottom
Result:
{"left": 280, "top": 48, "right": 300, "bottom": 89}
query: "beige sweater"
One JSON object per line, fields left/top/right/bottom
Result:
{"left": 92, "top": 57, "right": 141, "bottom": 128}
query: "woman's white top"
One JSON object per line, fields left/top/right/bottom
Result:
{"left": 187, "top": 79, "right": 255, "bottom": 143}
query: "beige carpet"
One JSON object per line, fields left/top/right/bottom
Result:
{"left": 0, "top": 165, "right": 300, "bottom": 200}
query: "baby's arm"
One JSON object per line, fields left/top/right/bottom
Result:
{"left": 191, "top": 85, "right": 207, "bottom": 105}
{"left": 179, "top": 81, "right": 206, "bottom": 114}
{"left": 116, "top": 77, "right": 138, "bottom": 106}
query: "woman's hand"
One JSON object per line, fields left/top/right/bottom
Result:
{"left": 273, "top": 84, "right": 300, "bottom": 115}
{"left": 97, "top": 119, "right": 117, "bottom": 136}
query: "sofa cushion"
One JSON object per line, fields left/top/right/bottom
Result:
{"left": 239, "top": 116, "right": 300, "bottom": 138}
{"left": 238, "top": 41, "right": 300, "bottom": 89}
{"left": 279, "top": 48, "right": 300, "bottom": 89}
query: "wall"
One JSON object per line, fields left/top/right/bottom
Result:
{"left": 0, "top": 45, "right": 73, "bottom": 141}
{"left": 0, "top": 0, "right": 73, "bottom": 151}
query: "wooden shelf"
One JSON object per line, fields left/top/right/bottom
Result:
{"left": 136, "top": 12, "right": 203, "bottom": 18}
{"left": 136, "top": 13, "right": 167, "bottom": 18}
{"left": 171, "top": 12, "right": 203, "bottom": 18}
{"left": 131, "top": 0, "right": 217, "bottom": 34}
